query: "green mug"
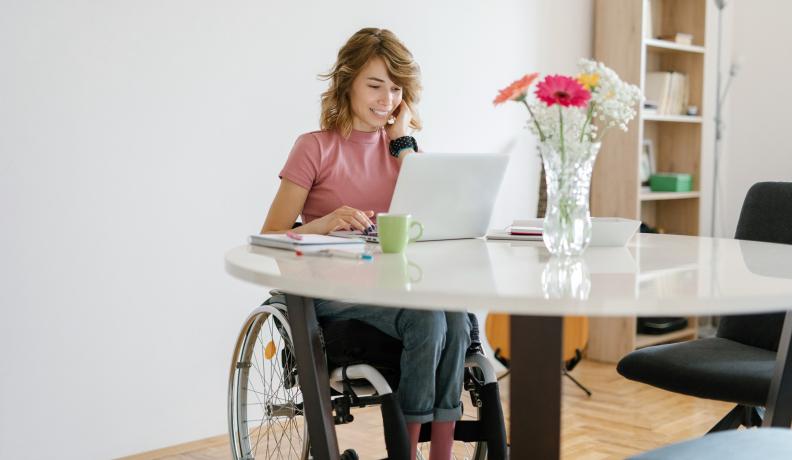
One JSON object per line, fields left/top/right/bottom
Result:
{"left": 377, "top": 213, "right": 424, "bottom": 254}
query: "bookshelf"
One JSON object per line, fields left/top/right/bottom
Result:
{"left": 588, "top": 0, "right": 708, "bottom": 363}
{"left": 642, "top": 113, "right": 702, "bottom": 123}
{"left": 641, "top": 191, "right": 700, "bottom": 201}
{"left": 644, "top": 38, "right": 706, "bottom": 54}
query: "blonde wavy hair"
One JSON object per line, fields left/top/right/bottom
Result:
{"left": 319, "top": 28, "right": 422, "bottom": 138}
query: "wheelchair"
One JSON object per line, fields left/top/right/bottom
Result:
{"left": 228, "top": 291, "right": 507, "bottom": 459}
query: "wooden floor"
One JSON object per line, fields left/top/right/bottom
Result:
{"left": 123, "top": 359, "right": 733, "bottom": 460}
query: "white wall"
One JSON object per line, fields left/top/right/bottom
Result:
{"left": 710, "top": 0, "right": 792, "bottom": 237}
{"left": 0, "top": 1, "right": 591, "bottom": 458}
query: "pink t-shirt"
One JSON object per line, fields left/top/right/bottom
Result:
{"left": 279, "top": 129, "right": 401, "bottom": 223}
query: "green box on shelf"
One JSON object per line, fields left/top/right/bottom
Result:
{"left": 649, "top": 173, "right": 693, "bottom": 192}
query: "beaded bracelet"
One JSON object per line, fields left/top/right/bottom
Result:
{"left": 389, "top": 136, "right": 418, "bottom": 158}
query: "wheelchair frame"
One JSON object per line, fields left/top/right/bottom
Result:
{"left": 229, "top": 291, "right": 507, "bottom": 460}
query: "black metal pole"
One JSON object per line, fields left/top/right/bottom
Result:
{"left": 764, "top": 310, "right": 792, "bottom": 427}
{"left": 285, "top": 294, "right": 341, "bottom": 460}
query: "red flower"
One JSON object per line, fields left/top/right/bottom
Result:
{"left": 493, "top": 73, "right": 539, "bottom": 105}
{"left": 535, "top": 75, "right": 591, "bottom": 108}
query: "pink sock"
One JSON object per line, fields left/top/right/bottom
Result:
{"left": 407, "top": 422, "right": 421, "bottom": 460}
{"left": 429, "top": 421, "right": 456, "bottom": 460}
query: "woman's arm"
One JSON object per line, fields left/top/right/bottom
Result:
{"left": 260, "top": 179, "right": 375, "bottom": 234}
{"left": 386, "top": 100, "right": 418, "bottom": 165}
{"left": 260, "top": 179, "right": 309, "bottom": 234}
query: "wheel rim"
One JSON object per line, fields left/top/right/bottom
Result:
{"left": 230, "top": 306, "right": 309, "bottom": 459}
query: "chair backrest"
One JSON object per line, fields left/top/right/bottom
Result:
{"left": 717, "top": 182, "right": 792, "bottom": 351}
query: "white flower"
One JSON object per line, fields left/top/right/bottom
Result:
{"left": 577, "top": 59, "right": 643, "bottom": 136}
{"left": 520, "top": 59, "right": 642, "bottom": 154}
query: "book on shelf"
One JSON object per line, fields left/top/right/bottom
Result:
{"left": 644, "top": 71, "right": 689, "bottom": 116}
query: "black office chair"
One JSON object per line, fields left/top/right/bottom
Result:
{"left": 617, "top": 182, "right": 792, "bottom": 431}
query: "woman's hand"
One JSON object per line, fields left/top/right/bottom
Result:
{"left": 386, "top": 100, "right": 412, "bottom": 140}
{"left": 306, "top": 206, "right": 375, "bottom": 235}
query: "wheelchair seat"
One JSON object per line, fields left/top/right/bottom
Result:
{"left": 321, "top": 318, "right": 403, "bottom": 391}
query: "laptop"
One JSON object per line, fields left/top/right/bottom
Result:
{"left": 332, "top": 153, "right": 509, "bottom": 242}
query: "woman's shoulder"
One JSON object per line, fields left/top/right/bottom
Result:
{"left": 292, "top": 129, "right": 344, "bottom": 152}
{"left": 291, "top": 130, "right": 358, "bottom": 165}
{"left": 296, "top": 129, "right": 339, "bottom": 143}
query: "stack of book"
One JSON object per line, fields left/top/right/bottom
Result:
{"left": 644, "top": 71, "right": 689, "bottom": 116}
{"left": 485, "top": 220, "right": 543, "bottom": 241}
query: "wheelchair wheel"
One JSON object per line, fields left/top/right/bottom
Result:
{"left": 229, "top": 303, "right": 310, "bottom": 459}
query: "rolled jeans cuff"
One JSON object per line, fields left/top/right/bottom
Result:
{"left": 402, "top": 409, "right": 434, "bottom": 424}
{"left": 434, "top": 404, "right": 463, "bottom": 422}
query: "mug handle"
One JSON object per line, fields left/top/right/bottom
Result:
{"left": 407, "top": 261, "right": 424, "bottom": 283}
{"left": 408, "top": 221, "right": 424, "bottom": 243}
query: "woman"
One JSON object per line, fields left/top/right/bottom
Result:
{"left": 261, "top": 28, "right": 470, "bottom": 460}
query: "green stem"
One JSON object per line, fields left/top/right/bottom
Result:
{"left": 522, "top": 99, "right": 546, "bottom": 142}
{"left": 579, "top": 103, "right": 595, "bottom": 143}
{"left": 559, "top": 106, "right": 565, "bottom": 164}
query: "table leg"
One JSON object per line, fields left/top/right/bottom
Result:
{"left": 764, "top": 310, "right": 792, "bottom": 427}
{"left": 285, "top": 294, "right": 340, "bottom": 460}
{"left": 510, "top": 315, "right": 563, "bottom": 459}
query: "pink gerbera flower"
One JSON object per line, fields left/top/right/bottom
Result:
{"left": 535, "top": 75, "right": 591, "bottom": 108}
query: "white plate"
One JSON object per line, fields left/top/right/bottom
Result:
{"left": 590, "top": 217, "right": 641, "bottom": 246}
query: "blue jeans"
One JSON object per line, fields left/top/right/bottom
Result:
{"left": 314, "top": 299, "right": 471, "bottom": 424}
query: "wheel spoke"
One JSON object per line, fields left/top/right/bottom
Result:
{"left": 233, "top": 310, "right": 307, "bottom": 459}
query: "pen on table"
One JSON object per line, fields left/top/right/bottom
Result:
{"left": 295, "top": 249, "right": 373, "bottom": 261}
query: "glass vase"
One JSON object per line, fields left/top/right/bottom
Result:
{"left": 539, "top": 140, "right": 601, "bottom": 256}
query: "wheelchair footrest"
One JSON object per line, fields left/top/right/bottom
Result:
{"left": 414, "top": 382, "right": 507, "bottom": 460}
{"left": 418, "top": 420, "right": 485, "bottom": 443}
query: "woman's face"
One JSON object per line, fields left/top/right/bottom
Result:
{"left": 348, "top": 56, "right": 403, "bottom": 132}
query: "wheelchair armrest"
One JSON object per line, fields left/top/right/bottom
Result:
{"left": 465, "top": 353, "right": 498, "bottom": 385}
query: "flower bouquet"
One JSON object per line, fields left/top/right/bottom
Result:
{"left": 495, "top": 59, "right": 642, "bottom": 256}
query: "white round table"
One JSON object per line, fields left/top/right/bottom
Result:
{"left": 225, "top": 234, "right": 792, "bottom": 459}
